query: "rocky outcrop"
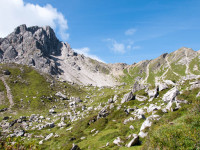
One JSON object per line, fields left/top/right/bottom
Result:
{"left": 0, "top": 25, "right": 61, "bottom": 75}
{"left": 132, "top": 81, "right": 146, "bottom": 93}
{"left": 121, "top": 91, "right": 135, "bottom": 104}
{"left": 162, "top": 87, "right": 179, "bottom": 103}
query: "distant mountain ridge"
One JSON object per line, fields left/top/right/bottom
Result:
{"left": 121, "top": 47, "right": 200, "bottom": 86}
{"left": 0, "top": 24, "right": 200, "bottom": 86}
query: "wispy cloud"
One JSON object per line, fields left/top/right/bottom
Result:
{"left": 73, "top": 47, "right": 104, "bottom": 62}
{"left": 0, "top": 0, "right": 69, "bottom": 41}
{"left": 125, "top": 28, "right": 137, "bottom": 35}
{"left": 105, "top": 38, "right": 140, "bottom": 53}
{"left": 105, "top": 39, "right": 125, "bottom": 53}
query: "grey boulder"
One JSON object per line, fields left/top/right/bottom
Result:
{"left": 121, "top": 91, "right": 135, "bottom": 104}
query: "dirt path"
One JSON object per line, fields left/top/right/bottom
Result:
{"left": 185, "top": 49, "right": 193, "bottom": 75}
{"left": 0, "top": 77, "right": 14, "bottom": 109}
{"left": 165, "top": 56, "right": 179, "bottom": 77}
{"left": 159, "top": 56, "right": 179, "bottom": 81}
{"left": 142, "top": 63, "right": 150, "bottom": 84}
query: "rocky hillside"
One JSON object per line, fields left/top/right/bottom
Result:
{"left": 0, "top": 25, "right": 200, "bottom": 150}
{"left": 121, "top": 47, "right": 200, "bottom": 85}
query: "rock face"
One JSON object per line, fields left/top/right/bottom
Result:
{"left": 0, "top": 25, "right": 61, "bottom": 75}
{"left": 0, "top": 24, "right": 124, "bottom": 87}
{"left": 162, "top": 87, "right": 180, "bottom": 103}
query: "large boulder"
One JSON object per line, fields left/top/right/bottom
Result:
{"left": 147, "top": 104, "right": 161, "bottom": 113}
{"left": 121, "top": 92, "right": 135, "bottom": 104}
{"left": 196, "top": 91, "right": 200, "bottom": 97}
{"left": 157, "top": 82, "right": 168, "bottom": 91}
{"left": 166, "top": 101, "right": 180, "bottom": 112}
{"left": 132, "top": 81, "right": 146, "bottom": 93}
{"left": 49, "top": 109, "right": 56, "bottom": 113}
{"left": 148, "top": 89, "right": 158, "bottom": 98}
{"left": 108, "top": 98, "right": 114, "bottom": 103}
{"left": 97, "top": 106, "right": 109, "bottom": 120}
{"left": 139, "top": 115, "right": 160, "bottom": 138}
{"left": 71, "top": 144, "right": 81, "bottom": 150}
{"left": 190, "top": 81, "right": 200, "bottom": 90}
{"left": 113, "top": 137, "right": 124, "bottom": 146}
{"left": 45, "top": 122, "right": 55, "bottom": 128}
{"left": 162, "top": 87, "right": 179, "bottom": 103}
{"left": 126, "top": 134, "right": 139, "bottom": 147}
{"left": 3, "top": 70, "right": 11, "bottom": 75}
{"left": 164, "top": 80, "right": 175, "bottom": 86}
{"left": 136, "top": 95, "right": 147, "bottom": 101}
{"left": 45, "top": 133, "right": 54, "bottom": 141}
{"left": 113, "top": 95, "right": 118, "bottom": 102}
{"left": 73, "top": 97, "right": 83, "bottom": 103}
{"left": 55, "top": 92, "right": 68, "bottom": 100}
{"left": 15, "top": 130, "right": 25, "bottom": 137}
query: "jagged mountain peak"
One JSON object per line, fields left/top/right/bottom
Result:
{"left": 13, "top": 24, "right": 56, "bottom": 38}
{"left": 0, "top": 25, "right": 122, "bottom": 86}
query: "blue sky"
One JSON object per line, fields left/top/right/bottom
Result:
{"left": 1, "top": 0, "right": 200, "bottom": 64}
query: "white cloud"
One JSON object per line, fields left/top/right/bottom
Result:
{"left": 106, "top": 38, "right": 140, "bottom": 53}
{"left": 106, "top": 39, "right": 125, "bottom": 53}
{"left": 0, "top": 0, "right": 69, "bottom": 41}
{"left": 73, "top": 47, "right": 104, "bottom": 62}
{"left": 125, "top": 28, "right": 136, "bottom": 35}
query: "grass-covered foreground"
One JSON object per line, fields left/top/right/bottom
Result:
{"left": 0, "top": 63, "right": 200, "bottom": 150}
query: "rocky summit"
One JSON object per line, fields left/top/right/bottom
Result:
{"left": 0, "top": 25, "right": 126, "bottom": 87}
{"left": 0, "top": 25, "right": 200, "bottom": 150}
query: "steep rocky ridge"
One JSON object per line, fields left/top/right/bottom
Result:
{"left": 0, "top": 25, "right": 126, "bottom": 87}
